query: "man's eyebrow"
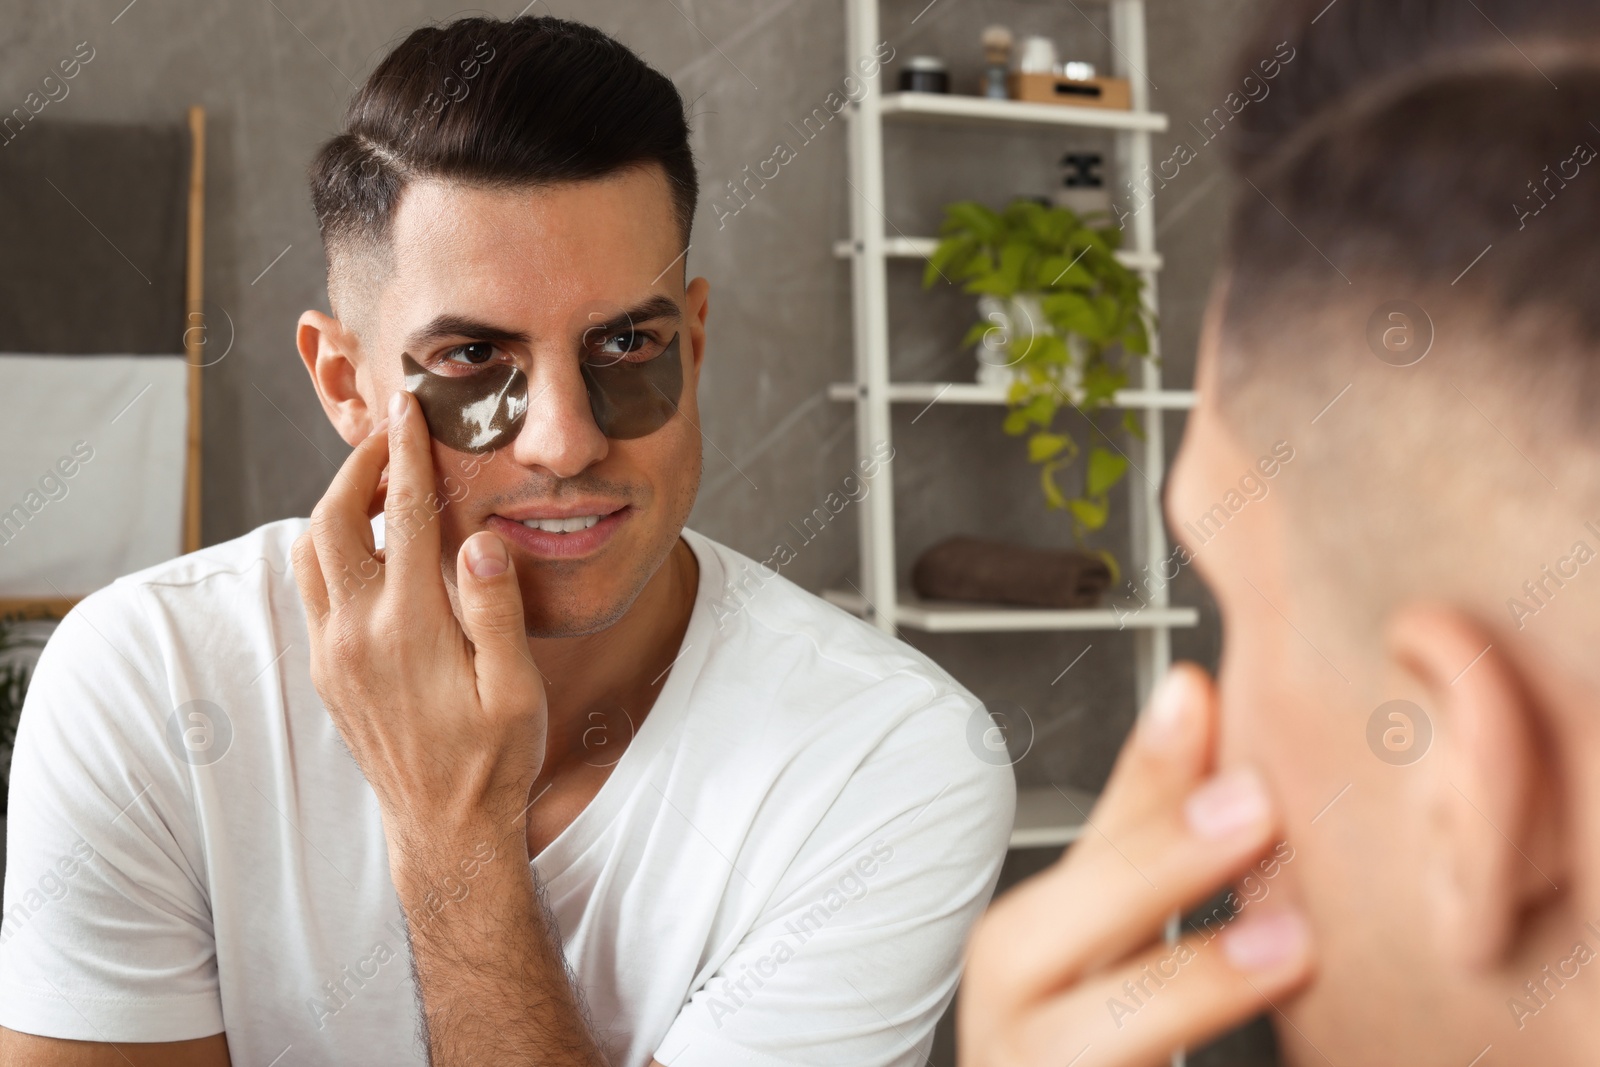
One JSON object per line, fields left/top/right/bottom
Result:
{"left": 401, "top": 296, "right": 682, "bottom": 351}
{"left": 584, "top": 295, "right": 682, "bottom": 338}
{"left": 403, "top": 315, "right": 532, "bottom": 352}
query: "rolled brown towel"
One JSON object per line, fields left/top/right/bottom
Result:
{"left": 910, "top": 536, "right": 1112, "bottom": 609}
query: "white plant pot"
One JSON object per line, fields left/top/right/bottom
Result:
{"left": 973, "top": 294, "right": 1085, "bottom": 403}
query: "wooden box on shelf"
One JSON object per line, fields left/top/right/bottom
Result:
{"left": 1008, "top": 72, "right": 1132, "bottom": 110}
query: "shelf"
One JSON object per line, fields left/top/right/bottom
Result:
{"left": 1012, "top": 786, "right": 1098, "bottom": 849}
{"left": 823, "top": 589, "right": 1199, "bottom": 633}
{"left": 828, "top": 381, "right": 1195, "bottom": 410}
{"left": 875, "top": 91, "right": 1169, "bottom": 133}
{"left": 832, "top": 237, "right": 1162, "bottom": 273}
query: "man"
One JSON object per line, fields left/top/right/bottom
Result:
{"left": 0, "top": 16, "right": 1013, "bottom": 1066}
{"left": 961, "top": 0, "right": 1600, "bottom": 1064}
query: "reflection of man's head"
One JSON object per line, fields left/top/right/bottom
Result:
{"left": 299, "top": 16, "right": 709, "bottom": 638}
{"left": 1167, "top": 1, "right": 1600, "bottom": 1061}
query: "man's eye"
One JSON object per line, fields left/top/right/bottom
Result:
{"left": 443, "top": 342, "right": 497, "bottom": 366}
{"left": 591, "top": 332, "right": 658, "bottom": 364}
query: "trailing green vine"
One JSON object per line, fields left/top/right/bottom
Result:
{"left": 923, "top": 198, "right": 1155, "bottom": 576}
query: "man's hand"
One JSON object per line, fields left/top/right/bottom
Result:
{"left": 959, "top": 664, "right": 1315, "bottom": 1067}
{"left": 291, "top": 389, "right": 546, "bottom": 850}
{"left": 291, "top": 392, "right": 609, "bottom": 1065}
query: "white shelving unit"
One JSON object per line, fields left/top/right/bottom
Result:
{"left": 832, "top": 235, "right": 1165, "bottom": 272}
{"left": 836, "top": 0, "right": 1193, "bottom": 853}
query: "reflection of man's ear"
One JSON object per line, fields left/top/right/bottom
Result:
{"left": 297, "top": 309, "right": 373, "bottom": 447}
{"left": 1385, "top": 604, "right": 1564, "bottom": 972}
{"left": 686, "top": 276, "right": 710, "bottom": 375}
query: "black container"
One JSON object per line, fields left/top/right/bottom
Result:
{"left": 899, "top": 56, "right": 949, "bottom": 94}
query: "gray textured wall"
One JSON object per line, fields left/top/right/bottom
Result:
{"left": 1, "top": 0, "right": 1272, "bottom": 1061}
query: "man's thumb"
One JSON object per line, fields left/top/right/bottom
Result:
{"left": 457, "top": 531, "right": 532, "bottom": 688}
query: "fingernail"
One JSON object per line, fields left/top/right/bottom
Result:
{"left": 389, "top": 390, "right": 407, "bottom": 421}
{"left": 1184, "top": 767, "right": 1269, "bottom": 840}
{"left": 367, "top": 417, "right": 390, "bottom": 439}
{"left": 1223, "top": 909, "right": 1309, "bottom": 972}
{"left": 1139, "top": 667, "right": 1193, "bottom": 751}
{"left": 467, "top": 533, "right": 508, "bottom": 578}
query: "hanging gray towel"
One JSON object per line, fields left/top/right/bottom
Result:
{"left": 0, "top": 118, "right": 189, "bottom": 353}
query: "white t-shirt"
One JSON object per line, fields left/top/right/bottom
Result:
{"left": 0, "top": 518, "right": 1014, "bottom": 1066}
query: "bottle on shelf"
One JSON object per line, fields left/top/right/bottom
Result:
{"left": 1052, "top": 152, "right": 1112, "bottom": 217}
{"left": 980, "top": 25, "right": 1013, "bottom": 100}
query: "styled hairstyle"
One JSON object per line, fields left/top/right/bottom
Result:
{"left": 307, "top": 15, "right": 698, "bottom": 324}
{"left": 1208, "top": 0, "right": 1600, "bottom": 635}
{"left": 1217, "top": 0, "right": 1600, "bottom": 433}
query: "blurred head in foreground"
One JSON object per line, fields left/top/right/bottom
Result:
{"left": 1167, "top": 0, "right": 1600, "bottom": 1062}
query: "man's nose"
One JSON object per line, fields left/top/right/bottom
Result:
{"left": 507, "top": 353, "right": 608, "bottom": 479}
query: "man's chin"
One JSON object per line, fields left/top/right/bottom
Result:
{"left": 513, "top": 575, "right": 649, "bottom": 640}
{"left": 436, "top": 563, "right": 635, "bottom": 640}
{"left": 440, "top": 516, "right": 678, "bottom": 640}
{"left": 518, "top": 602, "right": 631, "bottom": 640}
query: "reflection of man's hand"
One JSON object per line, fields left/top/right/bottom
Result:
{"left": 959, "top": 665, "right": 1315, "bottom": 1067}
{"left": 290, "top": 389, "right": 547, "bottom": 855}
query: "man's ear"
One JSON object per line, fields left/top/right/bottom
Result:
{"left": 685, "top": 276, "right": 709, "bottom": 376}
{"left": 297, "top": 309, "right": 374, "bottom": 447}
{"left": 1385, "top": 604, "right": 1564, "bottom": 972}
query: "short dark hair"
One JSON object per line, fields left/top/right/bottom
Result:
{"left": 1204, "top": 0, "right": 1600, "bottom": 632}
{"left": 307, "top": 15, "right": 698, "bottom": 322}
{"left": 1217, "top": 0, "right": 1600, "bottom": 436}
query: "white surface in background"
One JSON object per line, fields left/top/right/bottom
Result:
{"left": 0, "top": 354, "right": 188, "bottom": 598}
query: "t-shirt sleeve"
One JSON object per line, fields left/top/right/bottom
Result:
{"left": 0, "top": 584, "right": 224, "bottom": 1041}
{"left": 654, "top": 690, "right": 1016, "bottom": 1067}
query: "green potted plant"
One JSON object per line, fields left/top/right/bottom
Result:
{"left": 923, "top": 198, "right": 1154, "bottom": 576}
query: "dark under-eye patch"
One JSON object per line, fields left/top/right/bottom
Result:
{"left": 401, "top": 353, "right": 529, "bottom": 454}
{"left": 400, "top": 332, "right": 683, "bottom": 453}
{"left": 582, "top": 331, "right": 683, "bottom": 439}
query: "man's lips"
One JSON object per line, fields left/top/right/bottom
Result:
{"left": 495, "top": 500, "right": 630, "bottom": 524}
{"left": 485, "top": 504, "right": 631, "bottom": 560}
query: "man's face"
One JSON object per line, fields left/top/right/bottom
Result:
{"left": 1165, "top": 318, "right": 1491, "bottom": 1063}
{"left": 337, "top": 166, "right": 706, "bottom": 636}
